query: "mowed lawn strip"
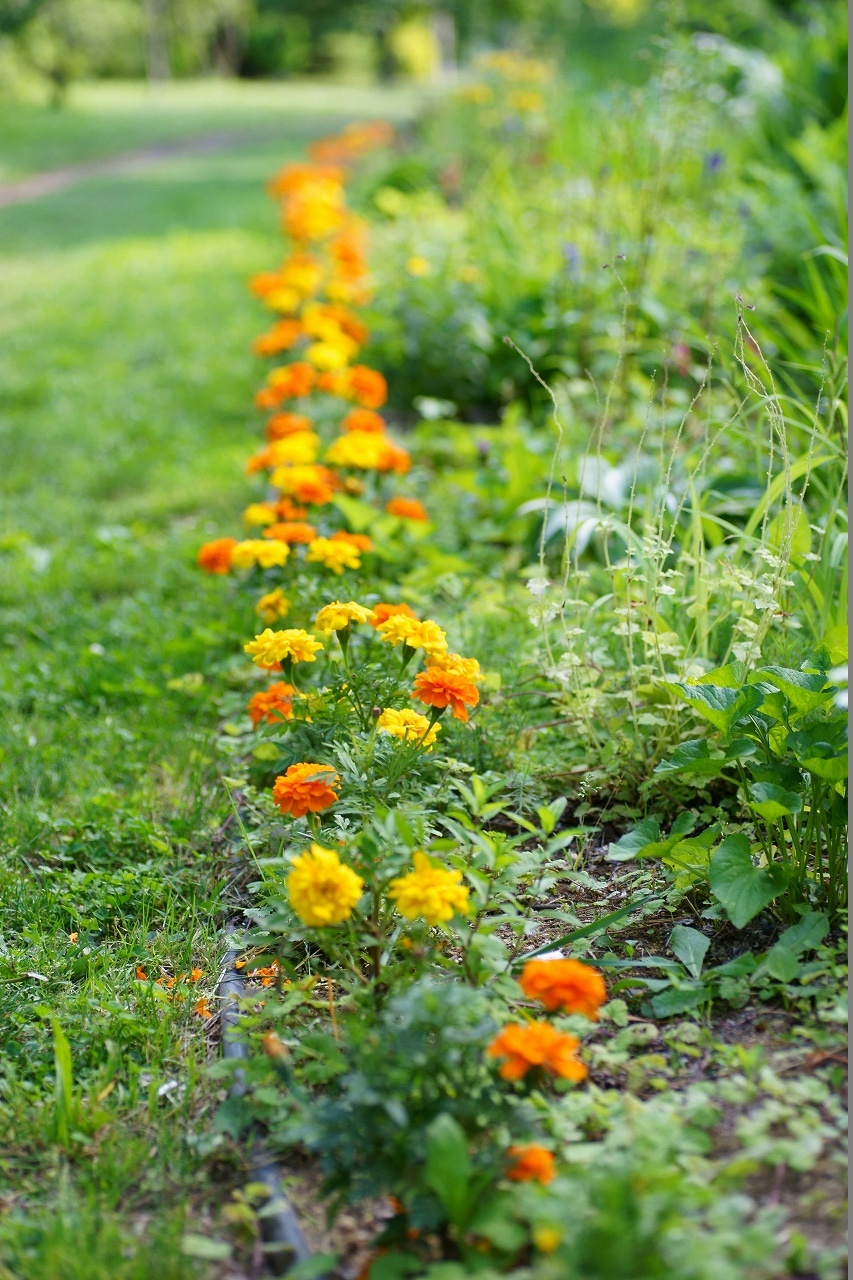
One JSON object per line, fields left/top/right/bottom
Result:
{"left": 0, "top": 90, "right": 412, "bottom": 1278}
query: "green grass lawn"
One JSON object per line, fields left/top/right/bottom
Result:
{"left": 0, "top": 81, "right": 415, "bottom": 1279}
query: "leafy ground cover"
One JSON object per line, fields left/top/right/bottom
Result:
{"left": 0, "top": 22, "right": 847, "bottom": 1280}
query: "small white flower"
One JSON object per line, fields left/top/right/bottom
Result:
{"left": 526, "top": 576, "right": 550, "bottom": 598}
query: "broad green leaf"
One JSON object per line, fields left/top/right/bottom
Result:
{"left": 653, "top": 739, "right": 726, "bottom": 778}
{"left": 754, "top": 666, "right": 834, "bottom": 715}
{"left": 425, "top": 1114, "right": 471, "bottom": 1229}
{"left": 786, "top": 721, "right": 848, "bottom": 782}
{"left": 817, "top": 623, "right": 848, "bottom": 666}
{"left": 747, "top": 782, "right": 803, "bottom": 820}
{"left": 670, "top": 925, "right": 710, "bottom": 978}
{"left": 709, "top": 834, "right": 788, "bottom": 928}
{"left": 650, "top": 985, "right": 707, "bottom": 1017}
{"left": 762, "top": 911, "right": 829, "bottom": 982}
{"left": 673, "top": 682, "right": 764, "bottom": 735}
{"left": 696, "top": 661, "right": 745, "bottom": 689}
{"left": 331, "top": 493, "right": 379, "bottom": 532}
{"left": 608, "top": 812, "right": 694, "bottom": 862}
{"left": 180, "top": 1235, "right": 232, "bottom": 1261}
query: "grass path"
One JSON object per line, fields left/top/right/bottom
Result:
{"left": 0, "top": 83, "right": 414, "bottom": 1279}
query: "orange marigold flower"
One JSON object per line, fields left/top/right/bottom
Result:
{"left": 341, "top": 408, "right": 386, "bottom": 434}
{"left": 347, "top": 365, "right": 387, "bottom": 409}
{"left": 519, "top": 958, "right": 607, "bottom": 1019}
{"left": 412, "top": 669, "right": 479, "bottom": 722}
{"left": 246, "top": 447, "right": 272, "bottom": 474}
{"left": 386, "top": 497, "right": 429, "bottom": 521}
{"left": 369, "top": 602, "right": 418, "bottom": 628}
{"left": 263, "top": 521, "right": 317, "bottom": 544}
{"left": 266, "top": 412, "right": 314, "bottom": 441}
{"left": 247, "top": 960, "right": 284, "bottom": 987}
{"left": 267, "top": 162, "right": 346, "bottom": 197}
{"left": 330, "top": 530, "right": 372, "bottom": 551}
{"left": 248, "top": 682, "right": 295, "bottom": 726}
{"left": 267, "top": 361, "right": 315, "bottom": 400}
{"left": 487, "top": 1021, "right": 587, "bottom": 1083}
{"left": 252, "top": 319, "right": 303, "bottom": 356}
{"left": 272, "top": 762, "right": 340, "bottom": 818}
{"left": 255, "top": 386, "right": 281, "bottom": 411}
{"left": 135, "top": 965, "right": 147, "bottom": 980}
{"left": 249, "top": 270, "right": 284, "bottom": 298}
{"left": 506, "top": 1145, "right": 557, "bottom": 1184}
{"left": 315, "top": 369, "right": 349, "bottom": 396}
{"left": 194, "top": 998, "right": 213, "bottom": 1020}
{"left": 197, "top": 537, "right": 237, "bottom": 574}
{"left": 275, "top": 496, "right": 309, "bottom": 520}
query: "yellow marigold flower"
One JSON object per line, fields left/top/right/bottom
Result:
{"left": 306, "top": 339, "right": 355, "bottom": 370}
{"left": 507, "top": 89, "right": 543, "bottom": 112}
{"left": 243, "top": 502, "right": 278, "bottom": 527}
{"left": 325, "top": 430, "right": 389, "bottom": 471}
{"left": 388, "top": 851, "right": 470, "bottom": 925}
{"left": 377, "top": 615, "right": 447, "bottom": 656}
{"left": 376, "top": 708, "right": 440, "bottom": 748}
{"left": 307, "top": 537, "right": 361, "bottom": 575}
{"left": 287, "top": 843, "right": 363, "bottom": 927}
{"left": 406, "top": 255, "right": 431, "bottom": 277}
{"left": 255, "top": 588, "right": 290, "bottom": 624}
{"left": 426, "top": 651, "right": 482, "bottom": 683}
{"left": 244, "top": 628, "right": 324, "bottom": 668}
{"left": 267, "top": 285, "right": 301, "bottom": 314}
{"left": 230, "top": 539, "right": 290, "bottom": 570}
{"left": 533, "top": 1226, "right": 562, "bottom": 1254}
{"left": 315, "top": 601, "right": 376, "bottom": 632}
{"left": 268, "top": 432, "right": 321, "bottom": 466}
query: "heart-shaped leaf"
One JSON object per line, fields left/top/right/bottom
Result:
{"left": 754, "top": 666, "right": 834, "bottom": 715}
{"left": 654, "top": 738, "right": 726, "bottom": 778}
{"left": 748, "top": 782, "right": 803, "bottom": 820}
{"left": 673, "top": 682, "right": 764, "bottom": 736}
{"left": 670, "top": 924, "right": 710, "bottom": 978}
{"left": 709, "top": 834, "right": 788, "bottom": 928}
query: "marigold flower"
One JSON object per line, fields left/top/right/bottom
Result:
{"left": 532, "top": 1227, "right": 562, "bottom": 1254}
{"left": 255, "top": 588, "right": 290, "bottom": 624}
{"left": 369, "top": 602, "right": 418, "bottom": 628}
{"left": 386, "top": 497, "right": 429, "bottom": 521}
{"left": 307, "top": 537, "right": 361, "bottom": 575}
{"left": 315, "top": 369, "right": 349, "bottom": 397}
{"left": 246, "top": 446, "right": 272, "bottom": 474}
{"left": 376, "top": 708, "right": 440, "bottom": 748}
{"left": 341, "top": 408, "right": 386, "bottom": 433}
{"left": 325, "top": 430, "right": 389, "bottom": 470}
{"left": 275, "top": 496, "right": 308, "bottom": 520}
{"left": 412, "top": 669, "right": 479, "bottom": 722}
{"left": 194, "top": 998, "right": 213, "bottom": 1019}
{"left": 330, "top": 530, "right": 372, "bottom": 551}
{"left": 306, "top": 338, "right": 356, "bottom": 370}
{"left": 197, "top": 537, "right": 237, "bottom": 574}
{"left": 266, "top": 286, "right": 301, "bottom": 315}
{"left": 519, "top": 958, "right": 607, "bottom": 1019}
{"left": 244, "top": 628, "right": 324, "bottom": 668}
{"left": 315, "top": 601, "right": 376, "bottom": 632}
{"left": 273, "top": 464, "right": 336, "bottom": 506}
{"left": 243, "top": 502, "right": 278, "bottom": 527}
{"left": 286, "top": 842, "right": 363, "bottom": 926}
{"left": 263, "top": 520, "right": 317, "bottom": 544}
{"left": 267, "top": 361, "right": 315, "bottom": 400}
{"left": 506, "top": 1145, "right": 556, "bottom": 1184}
{"left": 250, "top": 270, "right": 285, "bottom": 298}
{"left": 487, "top": 1021, "right": 587, "bottom": 1083}
{"left": 388, "top": 851, "right": 470, "bottom": 925}
{"left": 268, "top": 432, "right": 321, "bottom": 466}
{"left": 377, "top": 615, "right": 447, "bottom": 655}
{"left": 273, "top": 764, "right": 340, "bottom": 819}
{"left": 135, "top": 965, "right": 147, "bottom": 980}
{"left": 230, "top": 539, "right": 290, "bottom": 571}
{"left": 248, "top": 682, "right": 295, "bottom": 726}
{"left": 406, "top": 255, "right": 431, "bottom": 277}
{"left": 247, "top": 960, "right": 285, "bottom": 987}
{"left": 266, "top": 412, "right": 314, "bottom": 441}
{"left": 252, "top": 319, "right": 303, "bottom": 356}
{"left": 426, "top": 651, "right": 483, "bottom": 683}
{"left": 346, "top": 364, "right": 387, "bottom": 409}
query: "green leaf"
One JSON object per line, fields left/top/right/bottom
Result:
{"left": 653, "top": 739, "right": 726, "bottom": 778}
{"left": 650, "top": 985, "right": 707, "bottom": 1017}
{"left": 180, "top": 1235, "right": 232, "bottom": 1261}
{"left": 696, "top": 661, "right": 745, "bottom": 689}
{"left": 331, "top": 493, "right": 379, "bottom": 532}
{"left": 709, "top": 834, "right": 788, "bottom": 928}
{"left": 608, "top": 812, "right": 694, "bottom": 862}
{"left": 786, "top": 721, "right": 848, "bottom": 782}
{"left": 670, "top": 925, "right": 710, "bottom": 978}
{"left": 754, "top": 666, "right": 834, "bottom": 715}
{"left": 287, "top": 1258, "right": 339, "bottom": 1280}
{"left": 747, "top": 782, "right": 803, "bottom": 820}
{"left": 762, "top": 912, "right": 829, "bottom": 982}
{"left": 768, "top": 503, "right": 811, "bottom": 564}
{"left": 517, "top": 894, "right": 656, "bottom": 962}
{"left": 673, "top": 682, "right": 764, "bottom": 735}
{"left": 425, "top": 1114, "right": 472, "bottom": 1229}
